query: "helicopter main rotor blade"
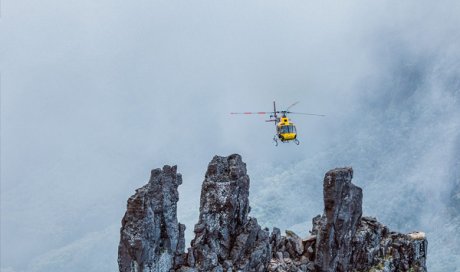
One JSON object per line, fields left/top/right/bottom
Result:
{"left": 286, "top": 101, "right": 300, "bottom": 111}
{"left": 230, "top": 112, "right": 272, "bottom": 115}
{"left": 288, "top": 111, "right": 326, "bottom": 117}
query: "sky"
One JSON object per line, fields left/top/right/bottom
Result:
{"left": 1, "top": 1, "right": 460, "bottom": 271}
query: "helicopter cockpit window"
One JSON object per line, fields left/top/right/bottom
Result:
{"left": 280, "top": 125, "right": 296, "bottom": 134}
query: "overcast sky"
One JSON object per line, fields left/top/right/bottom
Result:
{"left": 1, "top": 1, "right": 460, "bottom": 271}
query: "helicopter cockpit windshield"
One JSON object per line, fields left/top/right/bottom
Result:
{"left": 279, "top": 125, "right": 296, "bottom": 134}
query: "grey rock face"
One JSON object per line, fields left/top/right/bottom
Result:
{"left": 118, "top": 156, "right": 427, "bottom": 272}
{"left": 118, "top": 165, "right": 185, "bottom": 272}
{"left": 314, "top": 168, "right": 363, "bottom": 272}
{"left": 351, "top": 217, "right": 427, "bottom": 272}
{"left": 268, "top": 228, "right": 316, "bottom": 272}
{"left": 186, "top": 154, "right": 271, "bottom": 272}
{"left": 312, "top": 167, "right": 427, "bottom": 272}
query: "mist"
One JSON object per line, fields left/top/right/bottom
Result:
{"left": 1, "top": 0, "right": 459, "bottom": 271}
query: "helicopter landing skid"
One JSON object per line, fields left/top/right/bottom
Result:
{"left": 273, "top": 136, "right": 299, "bottom": 146}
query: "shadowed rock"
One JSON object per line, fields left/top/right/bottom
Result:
{"left": 312, "top": 167, "right": 427, "bottom": 272}
{"left": 314, "top": 167, "right": 362, "bottom": 271}
{"left": 118, "top": 165, "right": 185, "bottom": 272}
{"left": 187, "top": 154, "right": 271, "bottom": 272}
{"left": 117, "top": 156, "right": 427, "bottom": 272}
{"left": 350, "top": 217, "right": 427, "bottom": 271}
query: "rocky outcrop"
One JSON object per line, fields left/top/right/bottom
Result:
{"left": 311, "top": 168, "right": 427, "bottom": 272}
{"left": 314, "top": 168, "right": 362, "bottom": 271}
{"left": 118, "top": 155, "right": 427, "bottom": 272}
{"left": 118, "top": 165, "right": 185, "bottom": 272}
{"left": 266, "top": 168, "right": 425, "bottom": 272}
{"left": 350, "top": 217, "right": 427, "bottom": 272}
{"left": 184, "top": 154, "right": 271, "bottom": 272}
{"left": 268, "top": 228, "right": 316, "bottom": 271}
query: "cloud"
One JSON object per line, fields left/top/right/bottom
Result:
{"left": 27, "top": 225, "right": 119, "bottom": 272}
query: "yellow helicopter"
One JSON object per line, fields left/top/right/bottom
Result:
{"left": 231, "top": 101, "right": 325, "bottom": 146}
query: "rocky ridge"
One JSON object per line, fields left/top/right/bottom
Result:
{"left": 118, "top": 154, "right": 427, "bottom": 272}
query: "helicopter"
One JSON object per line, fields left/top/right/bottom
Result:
{"left": 231, "top": 101, "right": 325, "bottom": 146}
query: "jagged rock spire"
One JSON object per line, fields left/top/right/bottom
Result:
{"left": 187, "top": 154, "right": 271, "bottom": 272}
{"left": 118, "top": 165, "right": 185, "bottom": 272}
{"left": 313, "top": 167, "right": 427, "bottom": 272}
{"left": 314, "top": 167, "right": 363, "bottom": 271}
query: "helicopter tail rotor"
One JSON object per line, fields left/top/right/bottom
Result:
{"left": 273, "top": 101, "right": 278, "bottom": 128}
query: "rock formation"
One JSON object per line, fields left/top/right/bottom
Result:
{"left": 184, "top": 154, "right": 271, "bottom": 272}
{"left": 311, "top": 168, "right": 427, "bottom": 272}
{"left": 268, "top": 228, "right": 316, "bottom": 271}
{"left": 118, "top": 165, "right": 185, "bottom": 272}
{"left": 350, "top": 217, "right": 427, "bottom": 271}
{"left": 314, "top": 168, "right": 362, "bottom": 271}
{"left": 118, "top": 154, "right": 427, "bottom": 272}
